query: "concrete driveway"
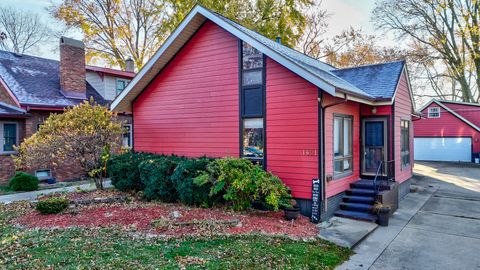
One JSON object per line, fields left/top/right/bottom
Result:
{"left": 338, "top": 162, "right": 480, "bottom": 270}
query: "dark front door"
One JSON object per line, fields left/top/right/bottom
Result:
{"left": 362, "top": 118, "right": 387, "bottom": 175}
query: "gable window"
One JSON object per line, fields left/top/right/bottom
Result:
{"left": 116, "top": 78, "right": 131, "bottom": 96}
{"left": 123, "top": 124, "right": 132, "bottom": 148}
{"left": 428, "top": 107, "right": 440, "bottom": 118}
{"left": 0, "top": 122, "right": 18, "bottom": 153}
{"left": 333, "top": 115, "right": 353, "bottom": 177}
{"left": 401, "top": 120, "right": 410, "bottom": 168}
{"left": 240, "top": 41, "right": 265, "bottom": 165}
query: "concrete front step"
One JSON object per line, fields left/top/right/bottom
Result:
{"left": 340, "top": 202, "right": 374, "bottom": 212}
{"left": 334, "top": 210, "right": 378, "bottom": 222}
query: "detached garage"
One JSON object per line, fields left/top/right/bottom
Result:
{"left": 414, "top": 137, "right": 472, "bottom": 162}
{"left": 414, "top": 99, "right": 480, "bottom": 163}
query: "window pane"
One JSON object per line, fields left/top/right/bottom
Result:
{"left": 243, "top": 87, "right": 263, "bottom": 116}
{"left": 334, "top": 160, "right": 343, "bottom": 173}
{"left": 243, "top": 118, "right": 264, "bottom": 159}
{"left": 123, "top": 125, "right": 131, "bottom": 148}
{"left": 242, "top": 70, "right": 262, "bottom": 86}
{"left": 334, "top": 118, "right": 341, "bottom": 156}
{"left": 344, "top": 118, "right": 351, "bottom": 156}
{"left": 343, "top": 158, "right": 352, "bottom": 171}
{"left": 3, "top": 123, "right": 16, "bottom": 151}
{"left": 242, "top": 42, "right": 263, "bottom": 69}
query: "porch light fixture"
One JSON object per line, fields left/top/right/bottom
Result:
{"left": 372, "top": 107, "right": 377, "bottom": 114}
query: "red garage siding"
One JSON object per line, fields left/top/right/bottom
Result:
{"left": 441, "top": 102, "right": 480, "bottom": 128}
{"left": 265, "top": 58, "right": 319, "bottom": 199}
{"left": 415, "top": 103, "right": 480, "bottom": 153}
{"left": 394, "top": 72, "right": 414, "bottom": 183}
{"left": 324, "top": 94, "right": 361, "bottom": 197}
{"left": 133, "top": 21, "right": 240, "bottom": 157}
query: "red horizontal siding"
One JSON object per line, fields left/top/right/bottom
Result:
{"left": 415, "top": 103, "right": 480, "bottom": 152}
{"left": 394, "top": 72, "right": 413, "bottom": 183}
{"left": 266, "top": 57, "right": 318, "bottom": 200}
{"left": 132, "top": 21, "right": 240, "bottom": 158}
{"left": 442, "top": 102, "right": 480, "bottom": 128}
{"left": 323, "top": 94, "right": 361, "bottom": 197}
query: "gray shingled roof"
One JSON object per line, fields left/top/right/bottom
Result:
{"left": 0, "top": 101, "right": 27, "bottom": 116}
{"left": 331, "top": 61, "right": 405, "bottom": 99}
{"left": 213, "top": 13, "right": 376, "bottom": 99}
{"left": 0, "top": 50, "right": 107, "bottom": 107}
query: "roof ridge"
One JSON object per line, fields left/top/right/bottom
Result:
{"left": 333, "top": 60, "right": 405, "bottom": 71}
{"left": 0, "top": 49, "right": 59, "bottom": 64}
{"left": 438, "top": 99, "right": 480, "bottom": 107}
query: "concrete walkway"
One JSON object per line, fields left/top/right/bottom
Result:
{"left": 0, "top": 180, "right": 112, "bottom": 204}
{"left": 337, "top": 162, "right": 480, "bottom": 270}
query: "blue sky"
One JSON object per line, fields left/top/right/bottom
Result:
{"left": 1, "top": 0, "right": 380, "bottom": 60}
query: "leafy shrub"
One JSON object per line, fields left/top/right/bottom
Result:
{"left": 8, "top": 172, "right": 39, "bottom": 191}
{"left": 139, "top": 155, "right": 184, "bottom": 201}
{"left": 194, "top": 158, "right": 290, "bottom": 211}
{"left": 171, "top": 157, "right": 217, "bottom": 206}
{"left": 107, "top": 151, "right": 161, "bottom": 192}
{"left": 36, "top": 197, "right": 69, "bottom": 214}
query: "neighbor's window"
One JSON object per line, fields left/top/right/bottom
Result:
{"left": 401, "top": 120, "right": 410, "bottom": 168}
{"left": 241, "top": 41, "right": 265, "bottom": 165}
{"left": 35, "top": 169, "right": 52, "bottom": 180}
{"left": 428, "top": 107, "right": 440, "bottom": 118}
{"left": 116, "top": 78, "right": 131, "bottom": 95}
{"left": 123, "top": 124, "right": 132, "bottom": 148}
{"left": 1, "top": 122, "right": 18, "bottom": 153}
{"left": 333, "top": 115, "right": 353, "bottom": 177}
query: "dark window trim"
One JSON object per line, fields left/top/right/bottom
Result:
{"left": 333, "top": 113, "right": 354, "bottom": 179}
{"left": 400, "top": 119, "right": 411, "bottom": 169}
{"left": 239, "top": 39, "right": 267, "bottom": 168}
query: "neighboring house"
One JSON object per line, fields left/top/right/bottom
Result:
{"left": 414, "top": 99, "right": 480, "bottom": 162}
{"left": 111, "top": 5, "right": 416, "bottom": 221}
{"left": 0, "top": 37, "right": 135, "bottom": 184}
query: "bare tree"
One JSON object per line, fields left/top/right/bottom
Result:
{"left": 298, "top": 1, "right": 329, "bottom": 59}
{"left": 50, "top": 0, "right": 168, "bottom": 70}
{"left": 373, "top": 0, "right": 480, "bottom": 103}
{"left": 0, "top": 7, "right": 50, "bottom": 55}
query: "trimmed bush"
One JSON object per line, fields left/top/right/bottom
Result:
{"left": 139, "top": 155, "right": 184, "bottom": 201}
{"left": 8, "top": 172, "right": 39, "bottom": 191}
{"left": 36, "top": 197, "right": 69, "bottom": 214}
{"left": 107, "top": 151, "right": 160, "bottom": 192}
{"left": 171, "top": 157, "right": 216, "bottom": 206}
{"left": 194, "top": 158, "right": 290, "bottom": 211}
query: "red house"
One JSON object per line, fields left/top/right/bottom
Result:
{"left": 111, "top": 6, "right": 416, "bottom": 221}
{"left": 414, "top": 99, "right": 480, "bottom": 162}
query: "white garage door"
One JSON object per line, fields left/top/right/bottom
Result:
{"left": 414, "top": 137, "right": 472, "bottom": 162}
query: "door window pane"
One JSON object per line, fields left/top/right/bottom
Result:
{"left": 334, "top": 118, "right": 341, "bottom": 155}
{"left": 243, "top": 118, "right": 264, "bottom": 159}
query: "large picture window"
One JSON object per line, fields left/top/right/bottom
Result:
{"left": 333, "top": 115, "right": 353, "bottom": 177}
{"left": 401, "top": 120, "right": 410, "bottom": 168}
{"left": 0, "top": 122, "right": 18, "bottom": 153}
{"left": 240, "top": 41, "right": 265, "bottom": 165}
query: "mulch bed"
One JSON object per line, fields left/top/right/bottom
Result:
{"left": 14, "top": 191, "right": 319, "bottom": 239}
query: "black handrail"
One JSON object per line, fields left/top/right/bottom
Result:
{"left": 373, "top": 160, "right": 395, "bottom": 196}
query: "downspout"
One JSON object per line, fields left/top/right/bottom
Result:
{"left": 318, "top": 92, "right": 348, "bottom": 219}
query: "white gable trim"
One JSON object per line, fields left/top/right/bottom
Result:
{"left": 420, "top": 99, "right": 480, "bottom": 132}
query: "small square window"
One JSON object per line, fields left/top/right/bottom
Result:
{"left": 428, "top": 107, "right": 440, "bottom": 118}
{"left": 35, "top": 169, "right": 52, "bottom": 180}
{"left": 116, "top": 79, "right": 130, "bottom": 95}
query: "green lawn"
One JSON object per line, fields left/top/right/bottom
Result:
{"left": 0, "top": 207, "right": 351, "bottom": 270}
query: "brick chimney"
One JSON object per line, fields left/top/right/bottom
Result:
{"left": 125, "top": 57, "right": 135, "bottom": 73}
{"left": 59, "top": 37, "right": 86, "bottom": 99}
